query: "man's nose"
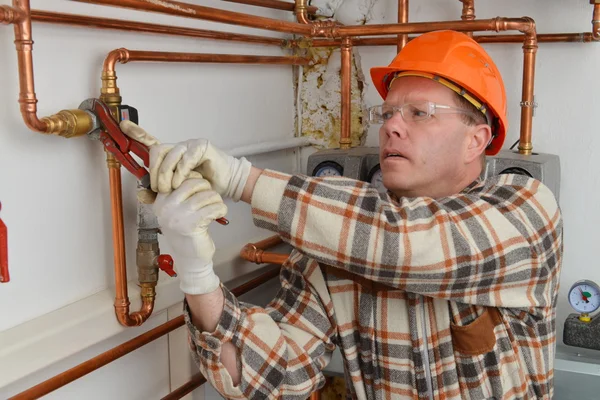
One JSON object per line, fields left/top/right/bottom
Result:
{"left": 384, "top": 113, "right": 408, "bottom": 139}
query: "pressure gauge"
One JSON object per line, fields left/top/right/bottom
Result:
{"left": 568, "top": 280, "right": 600, "bottom": 320}
{"left": 312, "top": 161, "right": 343, "bottom": 177}
{"left": 368, "top": 165, "right": 386, "bottom": 193}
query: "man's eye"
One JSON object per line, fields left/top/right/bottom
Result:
{"left": 408, "top": 106, "right": 428, "bottom": 118}
{"left": 382, "top": 111, "right": 394, "bottom": 120}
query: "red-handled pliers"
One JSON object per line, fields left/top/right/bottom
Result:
{"left": 80, "top": 98, "right": 229, "bottom": 226}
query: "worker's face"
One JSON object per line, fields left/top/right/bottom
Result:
{"left": 378, "top": 77, "right": 480, "bottom": 198}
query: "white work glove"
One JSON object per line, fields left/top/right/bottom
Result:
{"left": 120, "top": 120, "right": 252, "bottom": 202}
{"left": 153, "top": 177, "right": 228, "bottom": 295}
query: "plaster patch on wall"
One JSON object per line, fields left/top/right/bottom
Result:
{"left": 312, "top": 0, "right": 377, "bottom": 25}
{"left": 297, "top": 45, "right": 369, "bottom": 149}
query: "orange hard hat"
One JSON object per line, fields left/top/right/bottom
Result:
{"left": 370, "top": 30, "right": 507, "bottom": 155}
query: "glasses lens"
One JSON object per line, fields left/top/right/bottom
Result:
{"left": 403, "top": 103, "right": 430, "bottom": 122}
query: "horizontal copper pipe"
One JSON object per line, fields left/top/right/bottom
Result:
{"left": 30, "top": 10, "right": 284, "bottom": 46}
{"left": 335, "top": 17, "right": 535, "bottom": 37}
{"left": 70, "top": 0, "right": 312, "bottom": 35}
{"left": 222, "top": 0, "right": 317, "bottom": 14}
{"left": 312, "top": 32, "right": 595, "bottom": 47}
{"left": 9, "top": 266, "right": 281, "bottom": 400}
{"left": 240, "top": 235, "right": 289, "bottom": 265}
{"left": 161, "top": 373, "right": 207, "bottom": 400}
{"left": 104, "top": 49, "right": 309, "bottom": 71}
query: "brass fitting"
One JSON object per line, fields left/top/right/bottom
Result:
{"left": 100, "top": 71, "right": 122, "bottom": 114}
{"left": 41, "top": 109, "right": 95, "bottom": 138}
{"left": 136, "top": 241, "right": 160, "bottom": 284}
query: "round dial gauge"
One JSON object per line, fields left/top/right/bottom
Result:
{"left": 568, "top": 280, "right": 600, "bottom": 314}
{"left": 313, "top": 161, "right": 343, "bottom": 177}
{"left": 368, "top": 165, "right": 386, "bottom": 193}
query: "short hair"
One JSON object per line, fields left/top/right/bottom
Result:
{"left": 453, "top": 92, "right": 488, "bottom": 169}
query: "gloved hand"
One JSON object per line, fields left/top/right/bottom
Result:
{"left": 153, "top": 177, "right": 228, "bottom": 295}
{"left": 120, "top": 120, "right": 252, "bottom": 202}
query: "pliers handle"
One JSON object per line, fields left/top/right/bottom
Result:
{"left": 81, "top": 98, "right": 229, "bottom": 226}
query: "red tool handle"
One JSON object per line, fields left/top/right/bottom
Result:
{"left": 0, "top": 202, "right": 9, "bottom": 283}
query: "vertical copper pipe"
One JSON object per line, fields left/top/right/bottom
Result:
{"left": 295, "top": 0, "right": 310, "bottom": 24}
{"left": 397, "top": 0, "right": 408, "bottom": 52}
{"left": 340, "top": 37, "right": 352, "bottom": 149}
{"left": 107, "top": 153, "right": 150, "bottom": 326}
{"left": 70, "top": 0, "right": 312, "bottom": 35}
{"left": 592, "top": 2, "right": 600, "bottom": 40}
{"left": 9, "top": 267, "right": 281, "bottom": 400}
{"left": 460, "top": 0, "right": 475, "bottom": 38}
{"left": 12, "top": 0, "right": 47, "bottom": 132}
{"left": 518, "top": 23, "right": 538, "bottom": 155}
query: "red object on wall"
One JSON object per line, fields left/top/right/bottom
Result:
{"left": 0, "top": 201, "right": 9, "bottom": 283}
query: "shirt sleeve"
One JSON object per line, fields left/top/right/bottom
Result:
{"left": 184, "top": 251, "right": 337, "bottom": 399}
{"left": 251, "top": 169, "right": 563, "bottom": 310}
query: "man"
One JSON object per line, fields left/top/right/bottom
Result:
{"left": 122, "top": 31, "right": 562, "bottom": 399}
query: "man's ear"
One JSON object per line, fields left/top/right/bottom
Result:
{"left": 465, "top": 124, "right": 492, "bottom": 163}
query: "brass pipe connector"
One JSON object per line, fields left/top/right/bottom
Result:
{"left": 41, "top": 109, "right": 95, "bottom": 138}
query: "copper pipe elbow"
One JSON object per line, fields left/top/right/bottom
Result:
{"left": 103, "top": 48, "right": 130, "bottom": 73}
{"left": 240, "top": 235, "right": 288, "bottom": 265}
{"left": 295, "top": 0, "right": 310, "bottom": 24}
{"left": 592, "top": 3, "right": 600, "bottom": 40}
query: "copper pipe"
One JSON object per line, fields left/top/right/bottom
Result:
{"left": 295, "top": 0, "right": 310, "bottom": 24}
{"left": 459, "top": 0, "right": 475, "bottom": 38}
{"left": 70, "top": 0, "right": 312, "bottom": 35}
{"left": 397, "top": 0, "right": 409, "bottom": 52}
{"left": 240, "top": 235, "right": 290, "bottom": 265}
{"left": 107, "top": 153, "right": 153, "bottom": 327}
{"left": 518, "top": 24, "right": 538, "bottom": 155}
{"left": 335, "top": 17, "right": 534, "bottom": 37}
{"left": 103, "top": 49, "right": 309, "bottom": 71}
{"left": 592, "top": 2, "right": 600, "bottom": 40}
{"left": 161, "top": 373, "right": 207, "bottom": 400}
{"left": 340, "top": 37, "right": 352, "bottom": 149}
{"left": 312, "top": 32, "right": 594, "bottom": 47}
{"left": 223, "top": 0, "right": 317, "bottom": 14}
{"left": 30, "top": 10, "right": 284, "bottom": 46}
{"left": 0, "top": 5, "right": 24, "bottom": 24}
{"left": 11, "top": 0, "right": 47, "bottom": 132}
{"left": 9, "top": 266, "right": 281, "bottom": 400}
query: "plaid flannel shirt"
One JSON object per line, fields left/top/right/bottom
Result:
{"left": 184, "top": 169, "right": 563, "bottom": 400}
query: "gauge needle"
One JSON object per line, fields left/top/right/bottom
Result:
{"left": 580, "top": 288, "right": 590, "bottom": 303}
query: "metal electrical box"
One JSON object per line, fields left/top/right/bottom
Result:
{"left": 307, "top": 147, "right": 561, "bottom": 200}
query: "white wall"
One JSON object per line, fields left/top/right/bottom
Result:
{"left": 0, "top": 0, "right": 298, "bottom": 398}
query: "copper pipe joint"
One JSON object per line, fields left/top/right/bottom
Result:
{"left": 240, "top": 235, "right": 289, "bottom": 265}
{"left": 592, "top": 2, "right": 600, "bottom": 40}
{"left": 295, "top": 0, "right": 310, "bottom": 24}
{"left": 0, "top": 5, "right": 24, "bottom": 24}
{"left": 459, "top": 0, "right": 475, "bottom": 37}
